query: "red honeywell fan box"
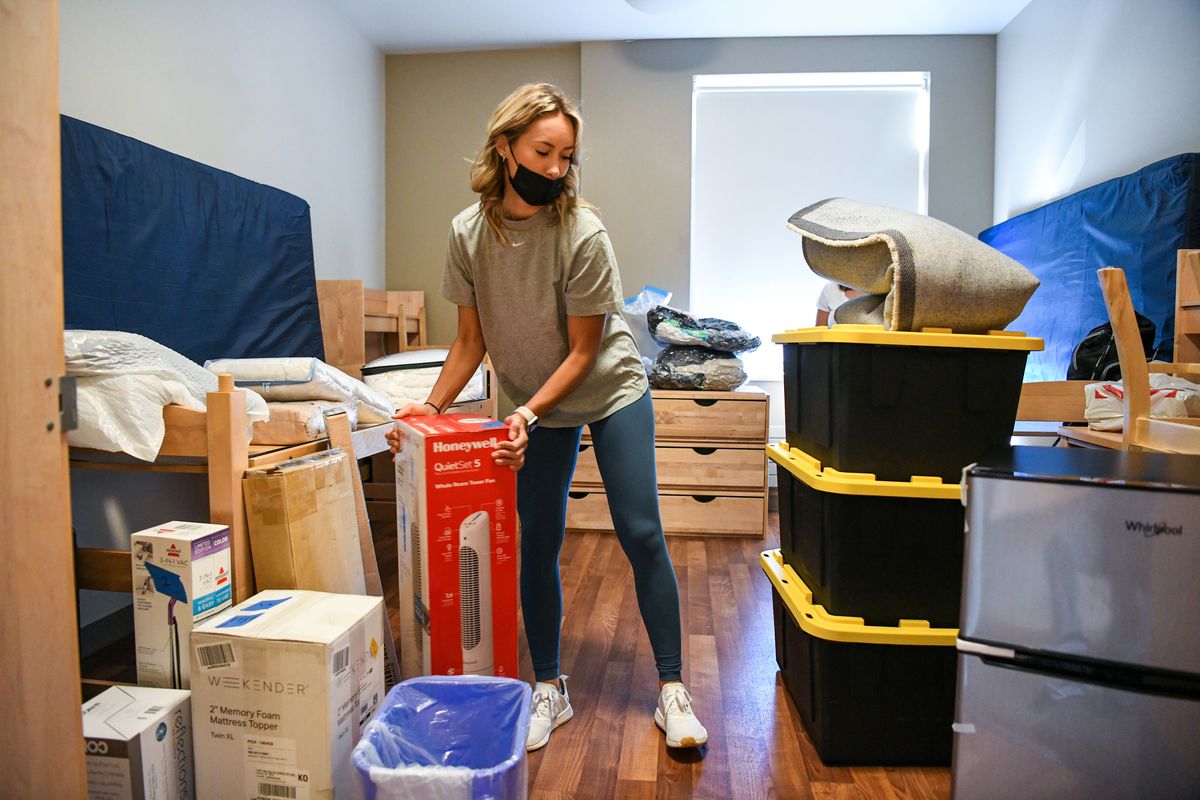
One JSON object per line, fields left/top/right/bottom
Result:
{"left": 392, "top": 413, "right": 518, "bottom": 679}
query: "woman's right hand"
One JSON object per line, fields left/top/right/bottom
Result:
{"left": 386, "top": 402, "right": 438, "bottom": 454}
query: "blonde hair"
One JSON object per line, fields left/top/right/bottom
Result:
{"left": 470, "top": 83, "right": 585, "bottom": 244}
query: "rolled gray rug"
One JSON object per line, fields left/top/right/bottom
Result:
{"left": 788, "top": 198, "right": 1040, "bottom": 333}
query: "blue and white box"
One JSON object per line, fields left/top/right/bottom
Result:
{"left": 132, "top": 521, "right": 233, "bottom": 689}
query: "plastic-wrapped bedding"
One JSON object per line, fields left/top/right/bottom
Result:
{"left": 647, "top": 306, "right": 761, "bottom": 353}
{"left": 649, "top": 346, "right": 747, "bottom": 391}
{"left": 1084, "top": 373, "right": 1200, "bottom": 431}
{"left": 205, "top": 357, "right": 395, "bottom": 424}
{"left": 64, "top": 330, "right": 270, "bottom": 462}
{"left": 361, "top": 349, "right": 486, "bottom": 408}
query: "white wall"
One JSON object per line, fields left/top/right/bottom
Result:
{"left": 61, "top": 0, "right": 385, "bottom": 627}
{"left": 994, "top": 0, "right": 1200, "bottom": 222}
{"left": 60, "top": 0, "right": 386, "bottom": 284}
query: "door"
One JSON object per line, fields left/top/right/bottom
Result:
{"left": 0, "top": 0, "right": 88, "bottom": 795}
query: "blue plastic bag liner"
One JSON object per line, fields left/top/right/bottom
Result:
{"left": 352, "top": 676, "right": 532, "bottom": 800}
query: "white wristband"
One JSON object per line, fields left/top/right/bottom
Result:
{"left": 514, "top": 405, "right": 538, "bottom": 429}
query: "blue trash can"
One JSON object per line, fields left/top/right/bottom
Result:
{"left": 352, "top": 675, "right": 532, "bottom": 800}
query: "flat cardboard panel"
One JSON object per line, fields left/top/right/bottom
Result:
{"left": 243, "top": 450, "right": 367, "bottom": 595}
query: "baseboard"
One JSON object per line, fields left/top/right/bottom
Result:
{"left": 79, "top": 603, "right": 133, "bottom": 659}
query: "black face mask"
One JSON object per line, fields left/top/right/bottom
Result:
{"left": 506, "top": 155, "right": 566, "bottom": 207}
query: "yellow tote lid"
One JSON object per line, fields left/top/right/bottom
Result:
{"left": 772, "top": 324, "right": 1043, "bottom": 352}
{"left": 767, "top": 442, "right": 962, "bottom": 500}
{"left": 760, "top": 550, "right": 957, "bottom": 646}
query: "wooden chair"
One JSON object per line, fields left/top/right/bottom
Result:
{"left": 1096, "top": 266, "right": 1200, "bottom": 453}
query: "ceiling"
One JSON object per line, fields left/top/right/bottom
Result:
{"left": 326, "top": 0, "right": 1035, "bottom": 54}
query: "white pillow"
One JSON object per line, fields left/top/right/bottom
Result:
{"left": 205, "top": 356, "right": 396, "bottom": 424}
{"left": 64, "top": 330, "right": 269, "bottom": 460}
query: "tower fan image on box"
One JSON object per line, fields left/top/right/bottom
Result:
{"left": 459, "top": 510, "right": 493, "bottom": 675}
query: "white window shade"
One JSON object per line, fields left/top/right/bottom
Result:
{"left": 690, "top": 72, "right": 929, "bottom": 380}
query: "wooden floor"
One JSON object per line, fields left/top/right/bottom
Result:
{"left": 378, "top": 512, "right": 951, "bottom": 800}
{"left": 85, "top": 509, "right": 951, "bottom": 798}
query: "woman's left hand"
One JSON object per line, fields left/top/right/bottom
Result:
{"left": 493, "top": 413, "right": 529, "bottom": 471}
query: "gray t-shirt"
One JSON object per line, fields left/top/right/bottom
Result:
{"left": 442, "top": 203, "right": 649, "bottom": 428}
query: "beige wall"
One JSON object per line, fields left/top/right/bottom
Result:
{"left": 387, "top": 36, "right": 997, "bottom": 429}
{"left": 385, "top": 46, "right": 582, "bottom": 348}
{"left": 581, "top": 36, "right": 997, "bottom": 313}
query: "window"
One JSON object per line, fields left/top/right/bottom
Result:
{"left": 690, "top": 72, "right": 930, "bottom": 380}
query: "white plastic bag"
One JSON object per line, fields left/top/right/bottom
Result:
{"left": 65, "top": 330, "right": 269, "bottom": 461}
{"left": 621, "top": 285, "right": 672, "bottom": 362}
{"left": 1084, "top": 372, "right": 1200, "bottom": 431}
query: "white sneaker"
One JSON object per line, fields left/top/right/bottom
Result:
{"left": 525, "top": 676, "right": 573, "bottom": 752}
{"left": 655, "top": 682, "right": 708, "bottom": 748}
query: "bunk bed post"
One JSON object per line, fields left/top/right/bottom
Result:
{"left": 207, "top": 373, "right": 253, "bottom": 602}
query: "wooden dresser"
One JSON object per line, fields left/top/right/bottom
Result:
{"left": 565, "top": 388, "right": 769, "bottom": 537}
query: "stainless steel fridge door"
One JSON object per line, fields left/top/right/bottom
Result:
{"left": 962, "top": 474, "right": 1200, "bottom": 674}
{"left": 952, "top": 652, "right": 1200, "bottom": 800}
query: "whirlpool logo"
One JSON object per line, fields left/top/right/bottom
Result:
{"left": 1125, "top": 519, "right": 1184, "bottom": 538}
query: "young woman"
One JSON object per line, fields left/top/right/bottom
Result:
{"left": 385, "top": 83, "right": 707, "bottom": 753}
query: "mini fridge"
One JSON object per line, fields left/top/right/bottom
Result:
{"left": 953, "top": 446, "right": 1200, "bottom": 800}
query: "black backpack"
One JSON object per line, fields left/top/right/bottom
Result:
{"left": 1066, "top": 312, "right": 1158, "bottom": 381}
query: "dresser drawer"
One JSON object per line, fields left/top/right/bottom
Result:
{"left": 566, "top": 490, "right": 765, "bottom": 536}
{"left": 652, "top": 395, "right": 767, "bottom": 442}
{"left": 571, "top": 443, "right": 765, "bottom": 492}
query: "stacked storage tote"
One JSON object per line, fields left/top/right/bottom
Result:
{"left": 764, "top": 324, "right": 1041, "bottom": 765}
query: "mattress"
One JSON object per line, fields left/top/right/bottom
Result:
{"left": 60, "top": 115, "right": 325, "bottom": 365}
{"left": 361, "top": 349, "right": 487, "bottom": 408}
{"left": 980, "top": 153, "right": 1200, "bottom": 381}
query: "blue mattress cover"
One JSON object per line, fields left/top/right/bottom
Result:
{"left": 980, "top": 153, "right": 1199, "bottom": 381}
{"left": 61, "top": 115, "right": 325, "bottom": 365}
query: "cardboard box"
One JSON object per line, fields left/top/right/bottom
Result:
{"left": 82, "top": 685, "right": 193, "bottom": 800}
{"left": 242, "top": 449, "right": 367, "bottom": 595}
{"left": 190, "top": 590, "right": 385, "bottom": 800}
{"left": 393, "top": 413, "right": 518, "bottom": 679}
{"left": 132, "top": 521, "right": 233, "bottom": 688}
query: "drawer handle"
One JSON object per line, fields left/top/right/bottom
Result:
{"left": 568, "top": 491, "right": 590, "bottom": 499}
{"left": 691, "top": 398, "right": 718, "bottom": 407}
{"left": 578, "top": 444, "right": 591, "bottom": 453}
{"left": 692, "top": 495, "right": 717, "bottom": 503}
{"left": 692, "top": 447, "right": 716, "bottom": 456}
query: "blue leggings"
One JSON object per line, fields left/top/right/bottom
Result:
{"left": 517, "top": 390, "right": 683, "bottom": 683}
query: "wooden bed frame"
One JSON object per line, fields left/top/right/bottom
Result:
{"left": 73, "top": 281, "right": 497, "bottom": 611}
{"left": 71, "top": 374, "right": 394, "bottom": 606}
{"left": 316, "top": 279, "right": 498, "bottom": 419}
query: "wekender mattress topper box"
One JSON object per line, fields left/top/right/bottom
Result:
{"left": 189, "top": 590, "right": 385, "bottom": 800}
